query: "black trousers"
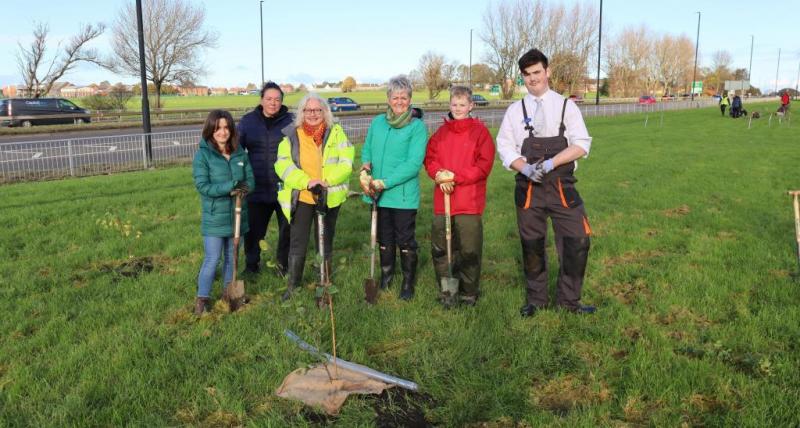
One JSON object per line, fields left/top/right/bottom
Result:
{"left": 289, "top": 202, "right": 340, "bottom": 260}
{"left": 516, "top": 176, "right": 591, "bottom": 310}
{"left": 244, "top": 200, "right": 289, "bottom": 269}
{"left": 378, "top": 208, "right": 418, "bottom": 251}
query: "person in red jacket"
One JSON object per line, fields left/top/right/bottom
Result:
{"left": 424, "top": 85, "right": 495, "bottom": 307}
{"left": 780, "top": 91, "right": 791, "bottom": 112}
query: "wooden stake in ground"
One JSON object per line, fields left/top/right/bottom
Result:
{"left": 312, "top": 185, "right": 338, "bottom": 379}
{"left": 789, "top": 190, "right": 800, "bottom": 270}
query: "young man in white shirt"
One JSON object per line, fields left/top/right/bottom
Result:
{"left": 496, "top": 48, "right": 595, "bottom": 316}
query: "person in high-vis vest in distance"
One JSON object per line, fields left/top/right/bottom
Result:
{"left": 496, "top": 48, "right": 596, "bottom": 317}
{"left": 274, "top": 93, "right": 354, "bottom": 301}
{"left": 719, "top": 94, "right": 730, "bottom": 117}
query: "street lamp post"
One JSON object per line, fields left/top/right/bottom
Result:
{"left": 691, "top": 11, "right": 700, "bottom": 101}
{"left": 595, "top": 0, "right": 602, "bottom": 106}
{"left": 775, "top": 48, "right": 781, "bottom": 95}
{"left": 469, "top": 29, "right": 473, "bottom": 88}
{"left": 135, "top": 0, "right": 152, "bottom": 164}
{"left": 748, "top": 35, "right": 754, "bottom": 82}
{"left": 260, "top": 0, "right": 265, "bottom": 86}
{"left": 795, "top": 61, "right": 799, "bottom": 101}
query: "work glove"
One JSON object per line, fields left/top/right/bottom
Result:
{"left": 530, "top": 159, "right": 554, "bottom": 183}
{"left": 439, "top": 182, "right": 455, "bottom": 195}
{"left": 520, "top": 162, "right": 539, "bottom": 181}
{"left": 309, "top": 182, "right": 328, "bottom": 214}
{"left": 359, "top": 170, "right": 373, "bottom": 195}
{"left": 434, "top": 169, "right": 455, "bottom": 184}
{"left": 370, "top": 179, "right": 385, "bottom": 193}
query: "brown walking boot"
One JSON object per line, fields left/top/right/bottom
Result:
{"left": 194, "top": 297, "right": 209, "bottom": 316}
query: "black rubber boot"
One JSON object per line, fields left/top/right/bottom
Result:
{"left": 379, "top": 245, "right": 396, "bottom": 290}
{"left": 282, "top": 255, "right": 305, "bottom": 301}
{"left": 399, "top": 247, "right": 418, "bottom": 300}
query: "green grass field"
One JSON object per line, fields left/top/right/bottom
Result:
{"left": 1, "top": 105, "right": 798, "bottom": 426}
{"left": 106, "top": 89, "right": 503, "bottom": 111}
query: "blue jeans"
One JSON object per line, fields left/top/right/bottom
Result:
{"left": 197, "top": 236, "right": 234, "bottom": 298}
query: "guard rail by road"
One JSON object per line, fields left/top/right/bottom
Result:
{"left": 0, "top": 98, "right": 716, "bottom": 183}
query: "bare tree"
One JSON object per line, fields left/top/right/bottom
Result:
{"left": 606, "top": 25, "right": 653, "bottom": 97}
{"left": 481, "top": 0, "right": 597, "bottom": 99}
{"left": 548, "top": 3, "right": 598, "bottom": 95}
{"left": 417, "top": 52, "right": 457, "bottom": 100}
{"left": 107, "top": 0, "right": 218, "bottom": 108}
{"left": 480, "top": 0, "right": 538, "bottom": 99}
{"left": 15, "top": 22, "right": 105, "bottom": 98}
{"left": 653, "top": 34, "right": 694, "bottom": 95}
{"left": 456, "top": 63, "right": 496, "bottom": 87}
{"left": 708, "top": 50, "right": 733, "bottom": 94}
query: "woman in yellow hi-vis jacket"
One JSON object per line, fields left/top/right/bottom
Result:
{"left": 274, "top": 93, "right": 354, "bottom": 300}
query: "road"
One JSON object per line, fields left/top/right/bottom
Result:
{"left": 0, "top": 124, "right": 201, "bottom": 144}
{"left": 0, "top": 101, "right": 715, "bottom": 183}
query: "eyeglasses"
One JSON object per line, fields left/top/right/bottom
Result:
{"left": 303, "top": 108, "right": 323, "bottom": 115}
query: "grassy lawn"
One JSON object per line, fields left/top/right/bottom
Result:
{"left": 88, "top": 89, "right": 504, "bottom": 111}
{"left": 0, "top": 105, "right": 798, "bottom": 426}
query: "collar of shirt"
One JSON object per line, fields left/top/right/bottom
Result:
{"left": 524, "top": 89, "right": 553, "bottom": 105}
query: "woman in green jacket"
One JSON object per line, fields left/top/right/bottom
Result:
{"left": 192, "top": 110, "right": 255, "bottom": 315}
{"left": 274, "top": 93, "right": 354, "bottom": 301}
{"left": 359, "top": 75, "right": 429, "bottom": 300}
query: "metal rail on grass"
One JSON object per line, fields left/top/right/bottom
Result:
{"left": 284, "top": 329, "right": 419, "bottom": 391}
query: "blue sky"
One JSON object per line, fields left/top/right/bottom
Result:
{"left": 1, "top": 0, "right": 797, "bottom": 92}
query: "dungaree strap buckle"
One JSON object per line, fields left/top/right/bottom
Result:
{"left": 521, "top": 99, "right": 534, "bottom": 137}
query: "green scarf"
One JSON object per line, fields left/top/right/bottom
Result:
{"left": 385, "top": 107, "right": 413, "bottom": 129}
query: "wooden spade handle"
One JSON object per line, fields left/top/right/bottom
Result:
{"left": 234, "top": 194, "right": 242, "bottom": 240}
{"left": 790, "top": 192, "right": 800, "bottom": 268}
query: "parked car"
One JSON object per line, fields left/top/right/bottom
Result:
{"left": 661, "top": 94, "right": 676, "bottom": 101}
{"left": 471, "top": 94, "right": 490, "bottom": 106}
{"left": 0, "top": 98, "right": 91, "bottom": 127}
{"left": 638, "top": 95, "right": 656, "bottom": 105}
{"left": 327, "top": 97, "right": 360, "bottom": 112}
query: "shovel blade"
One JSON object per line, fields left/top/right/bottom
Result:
{"left": 364, "top": 278, "right": 378, "bottom": 304}
{"left": 225, "top": 280, "right": 246, "bottom": 312}
{"left": 439, "top": 277, "right": 459, "bottom": 307}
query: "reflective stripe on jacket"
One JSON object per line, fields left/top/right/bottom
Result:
{"left": 274, "top": 123, "right": 354, "bottom": 222}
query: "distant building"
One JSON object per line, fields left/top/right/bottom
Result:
{"left": 279, "top": 83, "right": 295, "bottom": 93}
{"left": 179, "top": 86, "right": 209, "bottom": 96}
{"left": 61, "top": 85, "right": 98, "bottom": 98}
{"left": 314, "top": 84, "right": 337, "bottom": 92}
{"left": 209, "top": 87, "right": 228, "bottom": 96}
{"left": 1, "top": 85, "right": 17, "bottom": 97}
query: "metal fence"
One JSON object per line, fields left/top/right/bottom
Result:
{"left": 0, "top": 99, "right": 715, "bottom": 184}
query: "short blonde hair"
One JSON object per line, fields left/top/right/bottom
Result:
{"left": 449, "top": 85, "right": 472, "bottom": 100}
